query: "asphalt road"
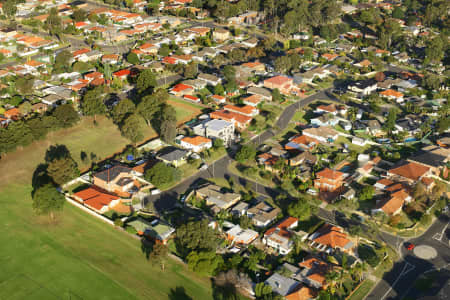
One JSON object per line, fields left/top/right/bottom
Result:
{"left": 367, "top": 212, "right": 450, "bottom": 300}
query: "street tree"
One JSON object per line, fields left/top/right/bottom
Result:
{"left": 287, "top": 197, "right": 312, "bottom": 221}
{"left": 235, "top": 145, "right": 256, "bottom": 163}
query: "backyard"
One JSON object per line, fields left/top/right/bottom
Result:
{"left": 0, "top": 115, "right": 213, "bottom": 300}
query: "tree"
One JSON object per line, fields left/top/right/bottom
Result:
{"left": 214, "top": 83, "right": 225, "bottom": 95}
{"left": 54, "top": 50, "right": 72, "bottom": 73}
{"left": 32, "top": 183, "right": 65, "bottom": 220}
{"left": 71, "top": 9, "right": 87, "bottom": 22}
{"left": 223, "top": 65, "right": 236, "bottom": 82}
{"left": 52, "top": 104, "right": 80, "bottom": 128}
{"left": 18, "top": 101, "right": 32, "bottom": 115}
{"left": 287, "top": 197, "right": 311, "bottom": 221}
{"left": 144, "top": 161, "right": 180, "bottom": 188}
{"left": 175, "top": 219, "right": 219, "bottom": 257}
{"left": 111, "top": 98, "right": 135, "bottom": 124}
{"left": 271, "top": 88, "right": 283, "bottom": 103}
{"left": 187, "top": 251, "right": 224, "bottom": 276}
{"left": 392, "top": 7, "right": 404, "bottom": 19}
{"left": 3, "top": 0, "right": 17, "bottom": 18}
{"left": 16, "top": 76, "right": 34, "bottom": 95}
{"left": 183, "top": 62, "right": 198, "bottom": 79}
{"left": 424, "top": 36, "right": 445, "bottom": 64}
{"left": 358, "top": 185, "right": 375, "bottom": 201}
{"left": 235, "top": 145, "right": 256, "bottom": 163}
{"left": 149, "top": 243, "right": 169, "bottom": 271}
{"left": 436, "top": 116, "right": 450, "bottom": 134}
{"left": 46, "top": 146, "right": 79, "bottom": 186}
{"left": 126, "top": 52, "right": 140, "bottom": 65}
{"left": 120, "top": 113, "right": 145, "bottom": 143}
{"left": 254, "top": 283, "right": 272, "bottom": 298}
{"left": 159, "top": 105, "right": 177, "bottom": 143}
{"left": 45, "top": 8, "right": 62, "bottom": 36}
{"left": 136, "top": 69, "right": 157, "bottom": 94}
{"left": 81, "top": 87, "right": 106, "bottom": 120}
{"left": 137, "top": 92, "right": 166, "bottom": 126}
{"left": 213, "top": 139, "right": 224, "bottom": 149}
{"left": 158, "top": 44, "right": 171, "bottom": 57}
{"left": 384, "top": 108, "right": 397, "bottom": 134}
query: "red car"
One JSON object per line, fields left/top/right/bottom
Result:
{"left": 405, "top": 243, "right": 415, "bottom": 250}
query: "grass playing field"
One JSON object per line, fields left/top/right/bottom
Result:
{"left": 0, "top": 108, "right": 212, "bottom": 299}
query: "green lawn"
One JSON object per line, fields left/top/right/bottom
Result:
{"left": 347, "top": 280, "right": 375, "bottom": 300}
{"left": 0, "top": 116, "right": 214, "bottom": 300}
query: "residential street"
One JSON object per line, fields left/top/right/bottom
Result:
{"left": 367, "top": 211, "right": 450, "bottom": 300}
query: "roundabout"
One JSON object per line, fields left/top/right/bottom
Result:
{"left": 413, "top": 245, "right": 438, "bottom": 260}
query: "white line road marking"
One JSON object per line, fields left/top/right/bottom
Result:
{"left": 381, "top": 262, "right": 415, "bottom": 300}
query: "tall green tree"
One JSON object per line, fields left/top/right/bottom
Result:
{"left": 159, "top": 105, "right": 177, "bottom": 143}
{"left": 287, "top": 197, "right": 311, "bottom": 221}
{"left": 32, "top": 183, "right": 65, "bottom": 220}
{"left": 136, "top": 69, "right": 157, "bottom": 94}
{"left": 120, "top": 113, "right": 145, "bottom": 143}
{"left": 45, "top": 8, "right": 62, "bottom": 36}
{"left": 3, "top": 0, "right": 17, "bottom": 18}
{"left": 149, "top": 243, "right": 169, "bottom": 271}
{"left": 46, "top": 147, "right": 79, "bottom": 186}
{"left": 175, "top": 219, "right": 219, "bottom": 257}
{"left": 81, "top": 87, "right": 106, "bottom": 120}
{"left": 53, "top": 104, "right": 80, "bottom": 128}
{"left": 111, "top": 98, "right": 135, "bottom": 124}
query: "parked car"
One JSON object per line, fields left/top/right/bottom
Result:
{"left": 404, "top": 242, "right": 415, "bottom": 251}
{"left": 151, "top": 189, "right": 161, "bottom": 195}
{"left": 199, "top": 163, "right": 208, "bottom": 170}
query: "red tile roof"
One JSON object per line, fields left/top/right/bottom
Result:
{"left": 73, "top": 187, "right": 120, "bottom": 211}
{"left": 389, "top": 162, "right": 430, "bottom": 181}
{"left": 316, "top": 168, "right": 344, "bottom": 180}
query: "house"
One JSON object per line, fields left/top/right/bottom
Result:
{"left": 257, "top": 153, "right": 279, "bottom": 171}
{"left": 285, "top": 134, "right": 319, "bottom": 152}
{"left": 296, "top": 256, "right": 334, "bottom": 289}
{"left": 42, "top": 94, "right": 66, "bottom": 107}
{"left": 263, "top": 217, "right": 299, "bottom": 255}
{"left": 209, "top": 94, "right": 226, "bottom": 104}
{"left": 127, "top": 218, "right": 175, "bottom": 244}
{"left": 314, "top": 168, "right": 345, "bottom": 193}
{"left": 192, "top": 119, "right": 235, "bottom": 146}
{"left": 310, "top": 114, "right": 339, "bottom": 127}
{"left": 314, "top": 103, "right": 346, "bottom": 116}
{"left": 302, "top": 127, "right": 338, "bottom": 144}
{"left": 213, "top": 28, "right": 230, "bottom": 41}
{"left": 196, "top": 184, "right": 241, "bottom": 212}
{"left": 186, "top": 26, "right": 210, "bottom": 36}
{"left": 72, "top": 186, "right": 121, "bottom": 214}
{"left": 93, "top": 165, "right": 137, "bottom": 197}
{"left": 309, "top": 223, "right": 353, "bottom": 253}
{"left": 347, "top": 79, "right": 377, "bottom": 96}
{"left": 365, "top": 119, "right": 383, "bottom": 137}
{"left": 407, "top": 146, "right": 450, "bottom": 177}
{"left": 4, "top": 108, "right": 20, "bottom": 120}
{"left": 224, "top": 104, "right": 259, "bottom": 117}
{"left": 170, "top": 83, "right": 194, "bottom": 96}
{"left": 373, "top": 189, "right": 412, "bottom": 215}
{"left": 265, "top": 273, "right": 300, "bottom": 297}
{"left": 247, "top": 201, "right": 281, "bottom": 228}
{"left": 210, "top": 110, "right": 252, "bottom": 131}
{"left": 138, "top": 43, "right": 159, "bottom": 55}
{"left": 180, "top": 135, "right": 212, "bottom": 152}
{"left": 387, "top": 161, "right": 431, "bottom": 184}
{"left": 198, "top": 73, "right": 221, "bottom": 86}
{"left": 242, "top": 94, "right": 263, "bottom": 107}
{"left": 380, "top": 89, "right": 404, "bottom": 102}
{"left": 226, "top": 224, "right": 258, "bottom": 245}
{"left": 322, "top": 53, "right": 339, "bottom": 61}
{"left": 231, "top": 202, "right": 249, "bottom": 217}
{"left": 113, "top": 69, "right": 131, "bottom": 80}
{"left": 247, "top": 86, "right": 272, "bottom": 101}
{"left": 289, "top": 151, "right": 317, "bottom": 167}
{"left": 264, "top": 75, "right": 295, "bottom": 95}
{"left": 101, "top": 54, "right": 120, "bottom": 64}
{"left": 157, "top": 146, "right": 189, "bottom": 167}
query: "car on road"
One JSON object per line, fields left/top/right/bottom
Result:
{"left": 404, "top": 242, "right": 415, "bottom": 251}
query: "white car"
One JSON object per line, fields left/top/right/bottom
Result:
{"left": 151, "top": 189, "right": 161, "bottom": 195}
{"left": 199, "top": 163, "right": 208, "bottom": 171}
